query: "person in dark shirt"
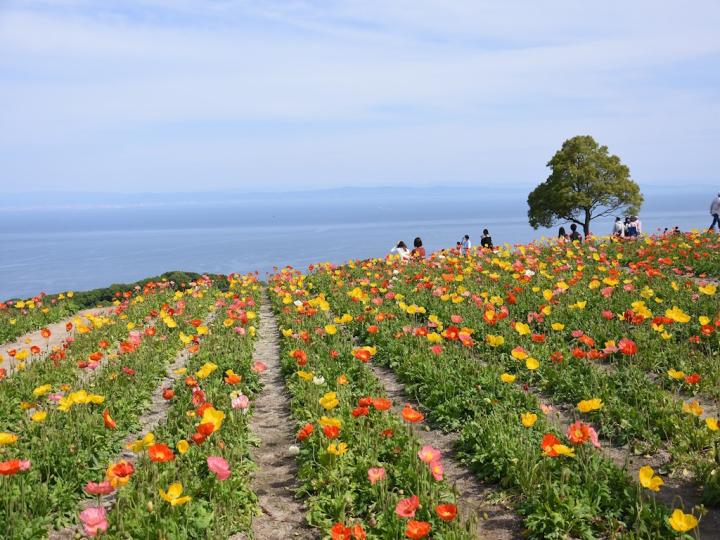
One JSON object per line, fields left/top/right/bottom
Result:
{"left": 411, "top": 237, "right": 426, "bottom": 258}
{"left": 569, "top": 223, "right": 583, "bottom": 243}
{"left": 480, "top": 229, "right": 493, "bottom": 249}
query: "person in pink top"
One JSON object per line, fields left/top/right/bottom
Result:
{"left": 411, "top": 237, "right": 426, "bottom": 258}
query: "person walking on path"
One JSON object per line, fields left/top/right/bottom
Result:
{"left": 411, "top": 237, "right": 426, "bottom": 258}
{"left": 710, "top": 192, "right": 720, "bottom": 231}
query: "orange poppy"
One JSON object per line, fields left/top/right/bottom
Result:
{"left": 372, "top": 398, "right": 392, "bottom": 411}
{"left": 435, "top": 503, "right": 458, "bottom": 522}
{"left": 405, "top": 520, "right": 431, "bottom": 539}
{"left": 102, "top": 409, "right": 116, "bottom": 429}
{"left": 401, "top": 404, "right": 424, "bottom": 423}
{"left": 148, "top": 443, "right": 175, "bottom": 462}
{"left": 40, "top": 328, "right": 51, "bottom": 339}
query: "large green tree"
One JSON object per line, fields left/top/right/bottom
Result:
{"left": 527, "top": 135, "right": 643, "bottom": 237}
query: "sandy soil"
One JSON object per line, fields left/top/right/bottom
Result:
{"left": 243, "top": 291, "right": 317, "bottom": 540}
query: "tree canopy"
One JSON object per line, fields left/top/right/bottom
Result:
{"left": 527, "top": 135, "right": 643, "bottom": 237}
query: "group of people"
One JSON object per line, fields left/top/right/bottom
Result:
{"left": 389, "top": 230, "right": 495, "bottom": 261}
{"left": 556, "top": 216, "right": 643, "bottom": 244}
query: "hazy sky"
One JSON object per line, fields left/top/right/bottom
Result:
{"left": 1, "top": 1, "right": 719, "bottom": 193}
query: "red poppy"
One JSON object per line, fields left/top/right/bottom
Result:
{"left": 65, "top": 322, "right": 73, "bottom": 332}
{"left": 148, "top": 443, "right": 175, "bottom": 462}
{"left": 162, "top": 388, "right": 175, "bottom": 400}
{"left": 601, "top": 310, "right": 614, "bottom": 320}
{"left": 30, "top": 345, "right": 41, "bottom": 355}
{"left": 322, "top": 425, "right": 340, "bottom": 439}
{"left": 297, "top": 423, "right": 314, "bottom": 441}
{"left": 435, "top": 503, "right": 458, "bottom": 522}
{"left": 0, "top": 460, "right": 21, "bottom": 476}
{"left": 40, "top": 328, "right": 51, "bottom": 339}
{"left": 618, "top": 338, "right": 637, "bottom": 355}
{"left": 550, "top": 351, "right": 564, "bottom": 364}
{"left": 191, "top": 432, "right": 207, "bottom": 445}
{"left": 331, "top": 523, "right": 351, "bottom": 540}
{"left": 358, "top": 397, "right": 373, "bottom": 407}
{"left": 531, "top": 333, "right": 546, "bottom": 343}
{"left": 102, "top": 409, "right": 116, "bottom": 429}
{"left": 367, "top": 325, "right": 378, "bottom": 334}
{"left": 144, "top": 326, "right": 157, "bottom": 337}
{"left": 405, "top": 520, "right": 431, "bottom": 539}
{"left": 89, "top": 352, "right": 104, "bottom": 362}
{"left": 352, "top": 406, "right": 370, "bottom": 417}
{"left": 684, "top": 373, "right": 701, "bottom": 385}
{"left": 122, "top": 366, "right": 136, "bottom": 376}
{"left": 197, "top": 423, "right": 215, "bottom": 437}
{"left": 540, "top": 434, "right": 561, "bottom": 457}
{"left": 98, "top": 340, "right": 110, "bottom": 348}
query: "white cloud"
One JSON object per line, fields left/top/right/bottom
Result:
{"left": 0, "top": 0, "right": 719, "bottom": 190}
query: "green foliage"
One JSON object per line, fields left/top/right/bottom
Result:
{"left": 528, "top": 135, "right": 643, "bottom": 236}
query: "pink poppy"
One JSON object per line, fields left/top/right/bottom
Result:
{"left": 451, "top": 314, "right": 463, "bottom": 323}
{"left": 251, "top": 361, "right": 267, "bottom": 373}
{"left": 430, "top": 345, "right": 442, "bottom": 356}
{"left": 232, "top": 394, "right": 250, "bottom": 410}
{"left": 19, "top": 459, "right": 31, "bottom": 471}
{"left": 417, "top": 445, "right": 441, "bottom": 464}
{"left": 207, "top": 456, "right": 231, "bottom": 480}
{"left": 234, "top": 326, "right": 246, "bottom": 335}
{"left": 84, "top": 480, "right": 114, "bottom": 495}
{"left": 395, "top": 495, "right": 420, "bottom": 518}
{"left": 367, "top": 467, "right": 386, "bottom": 485}
{"left": 79, "top": 507, "right": 108, "bottom": 537}
{"left": 429, "top": 459, "right": 444, "bottom": 481}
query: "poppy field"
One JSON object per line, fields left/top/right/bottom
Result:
{"left": 1, "top": 232, "right": 719, "bottom": 539}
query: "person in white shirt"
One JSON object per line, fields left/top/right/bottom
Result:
{"left": 389, "top": 241, "right": 411, "bottom": 261}
{"left": 612, "top": 217, "right": 625, "bottom": 238}
{"left": 460, "top": 234, "right": 472, "bottom": 255}
{"left": 710, "top": 192, "right": 720, "bottom": 231}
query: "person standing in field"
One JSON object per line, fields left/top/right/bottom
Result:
{"left": 460, "top": 234, "right": 472, "bottom": 254}
{"left": 557, "top": 226, "right": 569, "bottom": 242}
{"left": 389, "top": 241, "right": 411, "bottom": 261}
{"left": 710, "top": 192, "right": 720, "bottom": 231}
{"left": 411, "top": 237, "right": 426, "bottom": 258}
{"left": 480, "top": 229, "right": 493, "bottom": 249}
{"left": 625, "top": 216, "right": 641, "bottom": 238}
{"left": 569, "top": 224, "right": 583, "bottom": 243}
{"left": 612, "top": 217, "right": 625, "bottom": 237}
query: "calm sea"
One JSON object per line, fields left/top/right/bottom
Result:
{"left": 0, "top": 186, "right": 714, "bottom": 300}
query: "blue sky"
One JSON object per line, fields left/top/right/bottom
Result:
{"left": 1, "top": 0, "right": 719, "bottom": 193}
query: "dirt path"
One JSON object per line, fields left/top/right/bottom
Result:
{"left": 0, "top": 306, "right": 115, "bottom": 376}
{"left": 49, "top": 310, "right": 218, "bottom": 540}
{"left": 370, "top": 363, "right": 523, "bottom": 539}
{"left": 245, "top": 290, "right": 316, "bottom": 540}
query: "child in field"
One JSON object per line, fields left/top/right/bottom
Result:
{"left": 557, "top": 227, "right": 568, "bottom": 242}
{"left": 460, "top": 234, "right": 472, "bottom": 254}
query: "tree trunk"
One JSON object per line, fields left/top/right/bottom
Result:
{"left": 583, "top": 210, "right": 591, "bottom": 238}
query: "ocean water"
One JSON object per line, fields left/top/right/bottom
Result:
{"left": 0, "top": 186, "right": 715, "bottom": 300}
